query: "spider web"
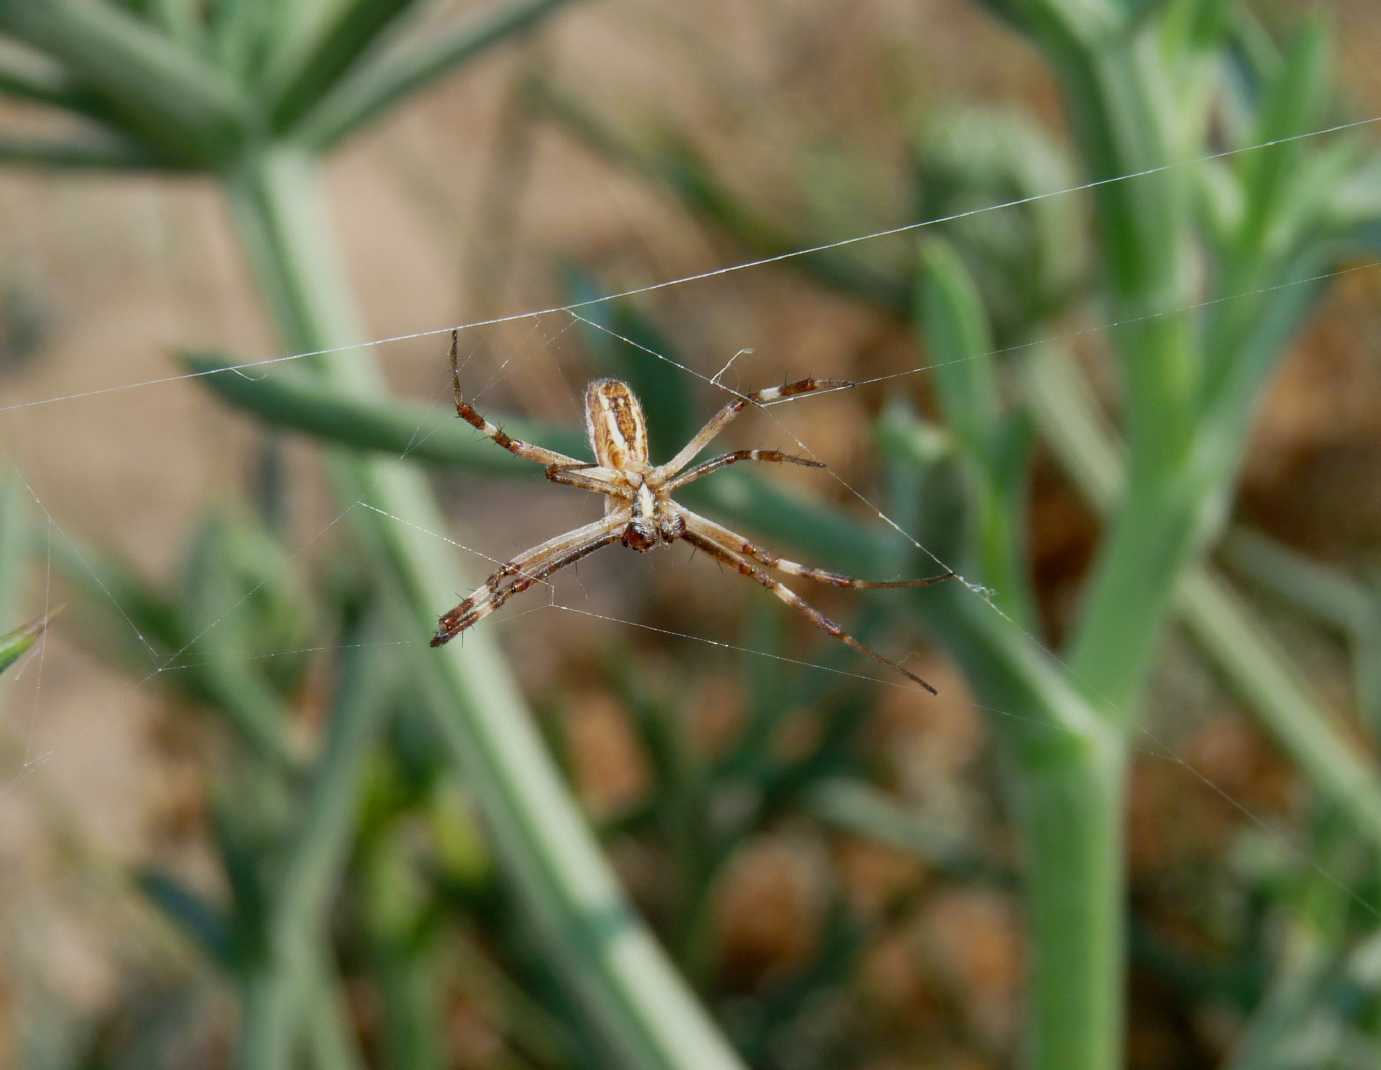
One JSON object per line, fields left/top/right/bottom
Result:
{"left": 3, "top": 67, "right": 1381, "bottom": 1045}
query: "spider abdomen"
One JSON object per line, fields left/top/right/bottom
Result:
{"left": 585, "top": 378, "right": 650, "bottom": 469}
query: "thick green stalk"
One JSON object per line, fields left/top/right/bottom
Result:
{"left": 223, "top": 147, "right": 743, "bottom": 1070}
{"left": 924, "top": 585, "right": 1127, "bottom": 1070}
{"left": 1025, "top": 343, "right": 1381, "bottom": 852}
{"left": 1017, "top": 747, "right": 1126, "bottom": 1069}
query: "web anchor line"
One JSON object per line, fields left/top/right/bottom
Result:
{"left": 2, "top": 112, "right": 1379, "bottom": 417}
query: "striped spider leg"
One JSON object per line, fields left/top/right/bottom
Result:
{"left": 432, "top": 515, "right": 625, "bottom": 646}
{"left": 432, "top": 340, "right": 955, "bottom": 690}
{"left": 651, "top": 375, "right": 854, "bottom": 484}
{"left": 676, "top": 507, "right": 953, "bottom": 694}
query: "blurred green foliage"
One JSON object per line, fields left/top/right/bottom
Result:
{"left": 4, "top": 1, "right": 1381, "bottom": 1069}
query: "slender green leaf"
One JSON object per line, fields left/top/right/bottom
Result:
{"left": 148, "top": 0, "right": 204, "bottom": 47}
{"left": 917, "top": 240, "right": 1037, "bottom": 627}
{"left": 918, "top": 240, "right": 1000, "bottom": 461}
{"left": 1238, "top": 21, "right": 1330, "bottom": 251}
{"left": 0, "top": 609, "right": 59, "bottom": 677}
{"left": 268, "top": 0, "right": 424, "bottom": 131}
{"left": 803, "top": 779, "right": 1003, "bottom": 884}
{"left": 0, "top": 472, "right": 26, "bottom": 690}
{"left": 299, "top": 0, "right": 584, "bottom": 150}
{"left": 181, "top": 350, "right": 587, "bottom": 470}
{"left": 0, "top": 132, "right": 174, "bottom": 172}
{"left": 0, "top": 45, "right": 111, "bottom": 118}
{"left": 136, "top": 867, "right": 236, "bottom": 967}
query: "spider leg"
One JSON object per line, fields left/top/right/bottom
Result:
{"left": 546, "top": 463, "right": 629, "bottom": 497}
{"left": 654, "top": 376, "right": 854, "bottom": 480}
{"left": 662, "top": 449, "right": 824, "bottom": 494}
{"left": 680, "top": 509, "right": 956, "bottom": 589}
{"left": 432, "top": 514, "right": 623, "bottom": 646}
{"left": 678, "top": 525, "right": 941, "bottom": 695}
{"left": 449, "top": 330, "right": 587, "bottom": 468}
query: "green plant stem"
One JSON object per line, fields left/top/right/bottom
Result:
{"left": 1052, "top": 35, "right": 1200, "bottom": 720}
{"left": 224, "top": 146, "right": 743, "bottom": 1070}
{"left": 0, "top": 471, "right": 25, "bottom": 649}
{"left": 926, "top": 579, "right": 1127, "bottom": 1070}
{"left": 1018, "top": 745, "right": 1126, "bottom": 1069}
{"left": 979, "top": 43, "right": 1200, "bottom": 1063}
{"left": 238, "top": 630, "right": 394, "bottom": 1070}
{"left": 1024, "top": 343, "right": 1381, "bottom": 851}
{"left": 304, "top": 961, "right": 369, "bottom": 1070}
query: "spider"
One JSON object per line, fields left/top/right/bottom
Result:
{"left": 431, "top": 331, "right": 955, "bottom": 693}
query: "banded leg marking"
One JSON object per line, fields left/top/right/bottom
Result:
{"left": 663, "top": 449, "right": 824, "bottom": 493}
{"left": 681, "top": 510, "right": 956, "bottom": 590}
{"left": 449, "top": 330, "right": 585, "bottom": 468}
{"left": 679, "top": 527, "right": 940, "bottom": 694}
{"left": 432, "top": 515, "right": 622, "bottom": 646}
{"left": 655, "top": 377, "right": 855, "bottom": 480}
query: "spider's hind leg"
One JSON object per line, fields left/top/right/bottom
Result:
{"left": 678, "top": 526, "right": 942, "bottom": 694}
{"left": 681, "top": 509, "right": 956, "bottom": 591}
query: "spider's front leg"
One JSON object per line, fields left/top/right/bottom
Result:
{"left": 662, "top": 448, "right": 824, "bottom": 494}
{"left": 545, "top": 462, "right": 627, "bottom": 497}
{"left": 654, "top": 376, "right": 855, "bottom": 481}
{"left": 447, "top": 329, "right": 586, "bottom": 469}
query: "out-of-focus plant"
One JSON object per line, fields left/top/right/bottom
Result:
{"left": 0, "top": 2, "right": 751, "bottom": 1068}
{"left": 0, "top": 472, "right": 62, "bottom": 746}
{"left": 0, "top": 472, "right": 29, "bottom": 684}
{"left": 511, "top": 2, "right": 1381, "bottom": 1066}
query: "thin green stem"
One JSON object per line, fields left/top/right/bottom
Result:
{"left": 0, "top": 472, "right": 49, "bottom": 684}
{"left": 237, "top": 626, "right": 394, "bottom": 1070}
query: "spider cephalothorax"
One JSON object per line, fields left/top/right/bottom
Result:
{"left": 433, "top": 331, "right": 954, "bottom": 693}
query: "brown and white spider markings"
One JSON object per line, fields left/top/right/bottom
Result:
{"left": 432, "top": 330, "right": 956, "bottom": 693}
